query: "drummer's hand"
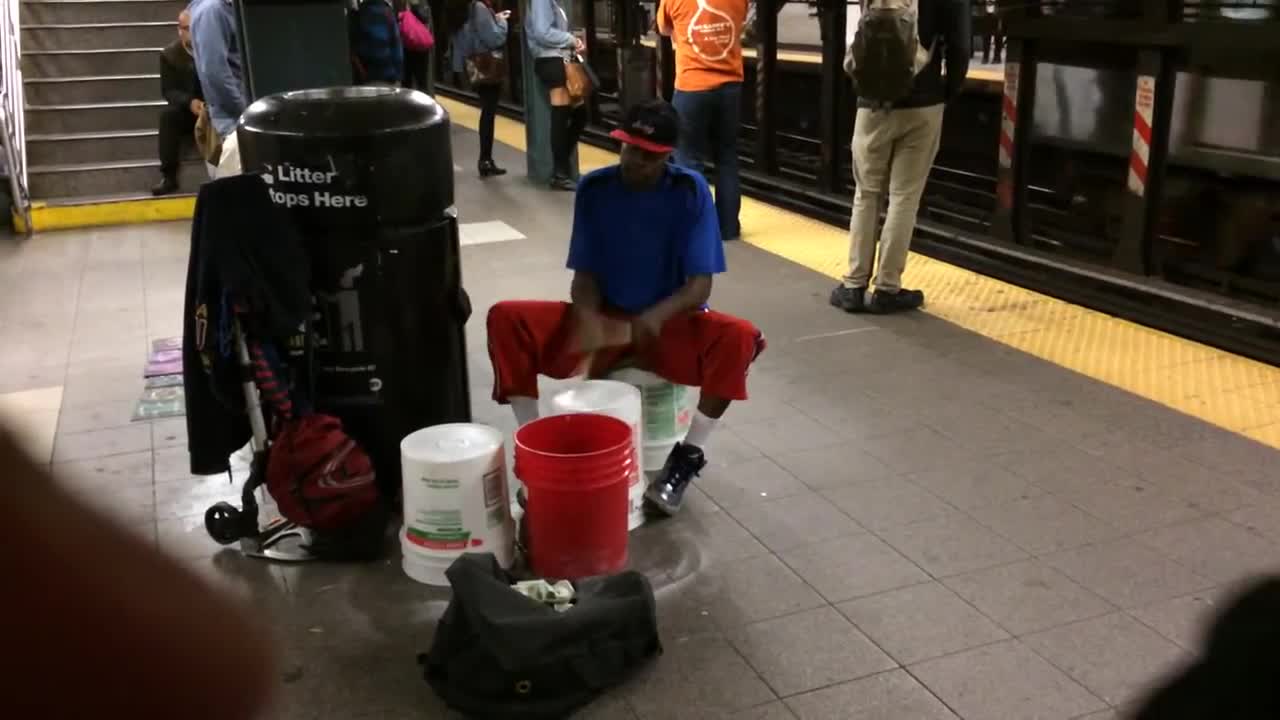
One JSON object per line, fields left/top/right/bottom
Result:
{"left": 631, "top": 311, "right": 664, "bottom": 351}
{"left": 573, "top": 304, "right": 607, "bottom": 355}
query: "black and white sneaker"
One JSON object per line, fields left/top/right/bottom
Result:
{"left": 829, "top": 284, "right": 867, "bottom": 313}
{"left": 866, "top": 288, "right": 924, "bottom": 314}
{"left": 643, "top": 442, "right": 706, "bottom": 517}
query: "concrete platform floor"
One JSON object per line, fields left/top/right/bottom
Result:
{"left": 4, "top": 126, "right": 1280, "bottom": 720}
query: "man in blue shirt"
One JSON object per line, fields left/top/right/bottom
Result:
{"left": 189, "top": 0, "right": 246, "bottom": 141}
{"left": 486, "top": 100, "right": 765, "bottom": 515}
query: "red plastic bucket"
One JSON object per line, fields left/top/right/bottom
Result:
{"left": 514, "top": 412, "right": 633, "bottom": 580}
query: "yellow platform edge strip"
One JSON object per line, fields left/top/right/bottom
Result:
{"left": 440, "top": 95, "right": 1280, "bottom": 449}
{"left": 14, "top": 195, "right": 197, "bottom": 234}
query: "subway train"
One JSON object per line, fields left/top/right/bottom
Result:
{"left": 432, "top": 0, "right": 1280, "bottom": 359}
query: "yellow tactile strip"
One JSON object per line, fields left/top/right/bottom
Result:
{"left": 442, "top": 96, "right": 1280, "bottom": 448}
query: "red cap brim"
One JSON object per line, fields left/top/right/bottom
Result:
{"left": 610, "top": 128, "right": 674, "bottom": 154}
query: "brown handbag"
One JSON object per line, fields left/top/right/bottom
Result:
{"left": 465, "top": 49, "right": 507, "bottom": 85}
{"left": 193, "top": 105, "right": 222, "bottom": 165}
{"left": 563, "top": 55, "right": 594, "bottom": 105}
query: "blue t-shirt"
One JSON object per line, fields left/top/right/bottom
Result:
{"left": 566, "top": 164, "right": 726, "bottom": 314}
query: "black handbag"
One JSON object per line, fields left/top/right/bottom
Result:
{"left": 420, "top": 554, "right": 662, "bottom": 720}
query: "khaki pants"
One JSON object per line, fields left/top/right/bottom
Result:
{"left": 844, "top": 104, "right": 945, "bottom": 293}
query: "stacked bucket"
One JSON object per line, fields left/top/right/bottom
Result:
{"left": 399, "top": 372, "right": 693, "bottom": 584}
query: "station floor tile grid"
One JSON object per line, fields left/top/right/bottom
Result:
{"left": 3, "top": 120, "right": 1280, "bottom": 720}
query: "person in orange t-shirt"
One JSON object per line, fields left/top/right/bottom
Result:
{"left": 656, "top": 0, "right": 748, "bottom": 242}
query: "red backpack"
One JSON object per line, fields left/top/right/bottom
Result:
{"left": 266, "top": 414, "right": 380, "bottom": 531}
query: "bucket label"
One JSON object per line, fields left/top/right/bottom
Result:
{"left": 641, "top": 384, "right": 691, "bottom": 439}
{"left": 406, "top": 464, "right": 511, "bottom": 555}
{"left": 406, "top": 526, "right": 472, "bottom": 550}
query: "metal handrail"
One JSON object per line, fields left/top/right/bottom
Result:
{"left": 0, "top": 0, "right": 31, "bottom": 234}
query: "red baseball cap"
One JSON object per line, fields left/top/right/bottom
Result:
{"left": 610, "top": 100, "right": 679, "bottom": 153}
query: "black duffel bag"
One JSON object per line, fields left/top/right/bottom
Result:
{"left": 419, "top": 553, "right": 662, "bottom": 719}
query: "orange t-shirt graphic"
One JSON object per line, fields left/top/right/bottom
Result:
{"left": 657, "top": 0, "right": 747, "bottom": 92}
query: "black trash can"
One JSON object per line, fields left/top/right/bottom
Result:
{"left": 238, "top": 86, "right": 471, "bottom": 498}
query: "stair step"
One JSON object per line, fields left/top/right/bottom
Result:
{"left": 24, "top": 74, "right": 158, "bottom": 105}
{"left": 26, "top": 100, "right": 165, "bottom": 134}
{"left": 24, "top": 47, "right": 162, "bottom": 78}
{"left": 27, "top": 129, "right": 200, "bottom": 165}
{"left": 28, "top": 158, "right": 208, "bottom": 199}
{"left": 22, "top": 0, "right": 188, "bottom": 25}
{"left": 23, "top": 22, "right": 176, "bottom": 51}
{"left": 39, "top": 190, "right": 197, "bottom": 207}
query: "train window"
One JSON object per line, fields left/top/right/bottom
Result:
{"left": 1159, "top": 71, "right": 1280, "bottom": 304}
{"left": 1182, "top": 0, "right": 1278, "bottom": 22}
{"left": 1022, "top": 62, "right": 1135, "bottom": 262}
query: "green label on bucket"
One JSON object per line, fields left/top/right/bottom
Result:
{"left": 642, "top": 383, "right": 679, "bottom": 438}
{"left": 406, "top": 526, "right": 472, "bottom": 551}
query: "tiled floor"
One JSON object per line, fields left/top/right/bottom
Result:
{"left": 7, "top": 127, "right": 1280, "bottom": 720}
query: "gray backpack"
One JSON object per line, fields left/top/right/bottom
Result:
{"left": 845, "top": 0, "right": 935, "bottom": 107}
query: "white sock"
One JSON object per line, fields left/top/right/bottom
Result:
{"left": 684, "top": 410, "right": 718, "bottom": 449}
{"left": 510, "top": 397, "right": 539, "bottom": 427}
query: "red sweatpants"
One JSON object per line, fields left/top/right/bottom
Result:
{"left": 487, "top": 301, "right": 766, "bottom": 403}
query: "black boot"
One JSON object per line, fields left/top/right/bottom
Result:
{"left": 478, "top": 159, "right": 507, "bottom": 178}
{"left": 643, "top": 442, "right": 706, "bottom": 517}
{"left": 866, "top": 288, "right": 925, "bottom": 314}
{"left": 151, "top": 174, "right": 178, "bottom": 196}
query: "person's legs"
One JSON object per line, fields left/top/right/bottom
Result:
{"left": 866, "top": 104, "right": 945, "bottom": 312}
{"left": 476, "top": 83, "right": 505, "bottom": 176}
{"left": 487, "top": 300, "right": 615, "bottom": 426}
{"left": 711, "top": 82, "right": 743, "bottom": 241}
{"left": 831, "top": 107, "right": 894, "bottom": 312}
{"left": 405, "top": 50, "right": 429, "bottom": 90}
{"left": 566, "top": 102, "right": 586, "bottom": 166}
{"left": 671, "top": 88, "right": 713, "bottom": 179}
{"left": 153, "top": 106, "right": 191, "bottom": 195}
{"left": 535, "top": 57, "right": 576, "bottom": 188}
{"left": 641, "top": 309, "right": 765, "bottom": 515}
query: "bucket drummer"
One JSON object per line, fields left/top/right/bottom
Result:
{"left": 485, "top": 99, "right": 765, "bottom": 516}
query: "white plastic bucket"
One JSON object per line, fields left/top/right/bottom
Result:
{"left": 399, "top": 423, "right": 514, "bottom": 586}
{"left": 541, "top": 380, "right": 645, "bottom": 531}
{"left": 607, "top": 368, "right": 696, "bottom": 475}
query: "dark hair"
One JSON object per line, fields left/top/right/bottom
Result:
{"left": 443, "top": 0, "right": 473, "bottom": 37}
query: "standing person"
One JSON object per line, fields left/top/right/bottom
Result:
{"left": 402, "top": 0, "right": 436, "bottom": 92}
{"left": 189, "top": 0, "right": 247, "bottom": 176}
{"left": 657, "top": 0, "right": 748, "bottom": 242}
{"left": 485, "top": 100, "right": 766, "bottom": 516}
{"left": 526, "top": 0, "right": 586, "bottom": 191}
{"left": 351, "top": 0, "right": 406, "bottom": 85}
{"left": 447, "top": 0, "right": 509, "bottom": 177}
{"left": 152, "top": 9, "right": 204, "bottom": 196}
{"left": 830, "top": 0, "right": 970, "bottom": 314}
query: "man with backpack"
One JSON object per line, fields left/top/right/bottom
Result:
{"left": 830, "top": 0, "right": 970, "bottom": 314}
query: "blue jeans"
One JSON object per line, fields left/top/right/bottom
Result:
{"left": 672, "top": 82, "right": 742, "bottom": 240}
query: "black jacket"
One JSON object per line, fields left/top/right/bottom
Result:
{"left": 160, "top": 41, "right": 203, "bottom": 111}
{"left": 856, "top": 0, "right": 972, "bottom": 110}
{"left": 183, "top": 175, "right": 312, "bottom": 475}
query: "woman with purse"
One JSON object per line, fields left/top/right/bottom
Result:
{"left": 448, "top": 0, "right": 509, "bottom": 177}
{"left": 525, "top": 0, "right": 586, "bottom": 190}
{"left": 399, "top": 0, "right": 436, "bottom": 93}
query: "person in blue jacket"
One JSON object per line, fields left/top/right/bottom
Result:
{"left": 189, "top": 0, "right": 245, "bottom": 143}
{"left": 525, "top": 0, "right": 585, "bottom": 190}
{"left": 447, "top": 0, "right": 510, "bottom": 177}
